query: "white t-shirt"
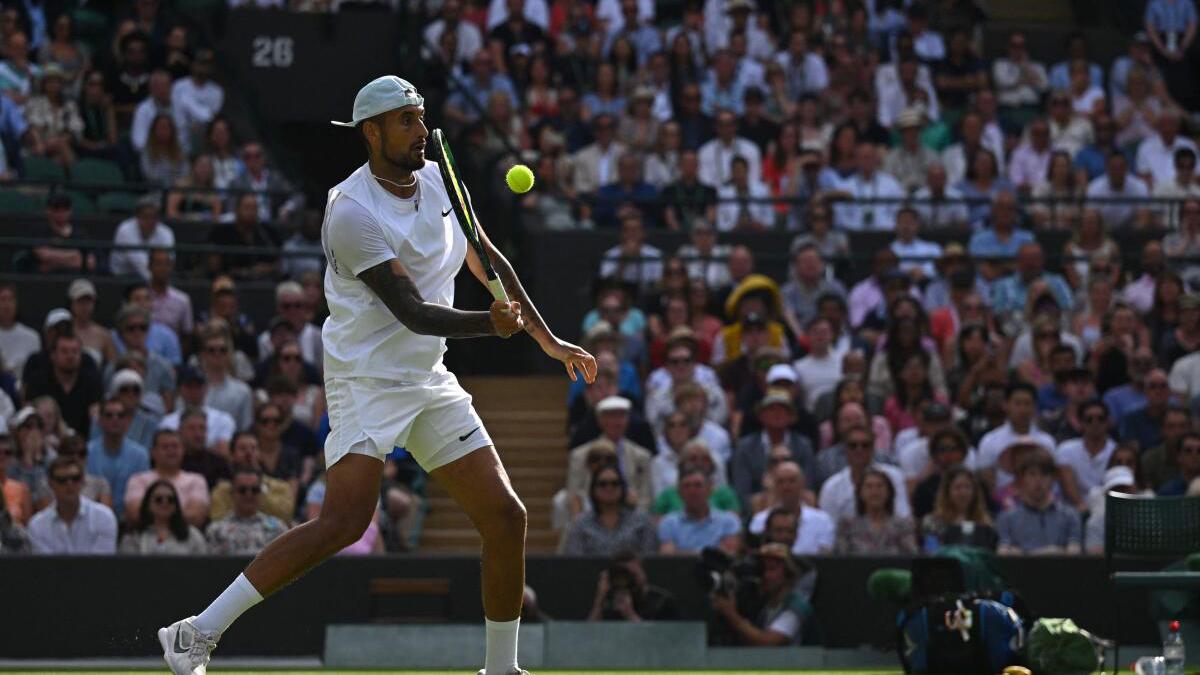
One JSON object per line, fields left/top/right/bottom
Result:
{"left": 817, "top": 464, "right": 910, "bottom": 522}
{"left": 321, "top": 162, "right": 467, "bottom": 382}
{"left": 0, "top": 321, "right": 39, "bottom": 376}
{"left": 159, "top": 405, "right": 236, "bottom": 449}
{"left": 890, "top": 238, "right": 943, "bottom": 279}
{"left": 976, "top": 422, "right": 1057, "bottom": 489}
{"left": 1169, "top": 351, "right": 1200, "bottom": 398}
{"left": 1055, "top": 437, "right": 1116, "bottom": 496}
{"left": 792, "top": 353, "right": 841, "bottom": 410}
{"left": 748, "top": 504, "right": 836, "bottom": 555}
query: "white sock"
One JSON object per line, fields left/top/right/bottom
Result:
{"left": 193, "top": 574, "right": 263, "bottom": 635}
{"left": 484, "top": 617, "right": 520, "bottom": 675}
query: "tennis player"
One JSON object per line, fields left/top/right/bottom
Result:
{"left": 160, "top": 76, "right": 597, "bottom": 675}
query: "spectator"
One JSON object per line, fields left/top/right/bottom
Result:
{"left": 444, "top": 50, "right": 517, "bottom": 129}
{"left": 0, "top": 31, "right": 39, "bottom": 104}
{"left": 171, "top": 48, "right": 222, "bottom": 140}
{"left": 1055, "top": 399, "right": 1117, "bottom": 508}
{"left": 228, "top": 141, "right": 303, "bottom": 224}
{"left": 834, "top": 467, "right": 918, "bottom": 555}
{"left": 67, "top": 278, "right": 115, "bottom": 365}
{"left": 1110, "top": 32, "right": 1161, "bottom": 100}
{"left": 818, "top": 425, "right": 909, "bottom": 521}
{"left": 255, "top": 280, "right": 322, "bottom": 369}
{"left": 657, "top": 465, "right": 741, "bottom": 555}
{"left": 911, "top": 427, "right": 974, "bottom": 518}
{"left": 259, "top": 345, "right": 324, "bottom": 431}
{"left": 1118, "top": 370, "right": 1173, "bottom": 451}
{"left": 1145, "top": 0, "right": 1199, "bottom": 109}
{"left": 1137, "top": 109, "right": 1197, "bottom": 188}
{"left": 967, "top": 190, "right": 1034, "bottom": 262}
{"left": 75, "top": 70, "right": 118, "bottom": 161}
{"left": 941, "top": 112, "right": 1004, "bottom": 186}
{"left": 0, "top": 478, "right": 28, "bottom": 552}
{"left": 210, "top": 431, "right": 294, "bottom": 523}
{"left": 207, "top": 193, "right": 282, "bottom": 280}
{"left": 1046, "top": 90, "right": 1094, "bottom": 158}
{"left": 587, "top": 550, "right": 680, "bottom": 621}
{"left": 661, "top": 150, "right": 717, "bottom": 231}
{"left": 978, "top": 382, "right": 1058, "bottom": 492}
{"left": 165, "top": 154, "right": 224, "bottom": 220}
{"left": 668, "top": 381, "right": 731, "bottom": 464}
{"left": 24, "top": 333, "right": 101, "bottom": 438}
{"left": 8, "top": 406, "right": 49, "bottom": 510}
{"left": 146, "top": 249, "right": 193, "bottom": 342}
{"left": 422, "top": 0, "right": 483, "bottom": 64}
{"left": 781, "top": 246, "right": 847, "bottom": 338}
{"left": 561, "top": 464, "right": 657, "bottom": 556}
{"left": 792, "top": 317, "right": 844, "bottom": 410}
{"left": 747, "top": 461, "right": 835, "bottom": 555}
{"left": 920, "top": 465, "right": 997, "bottom": 552}
{"left": 23, "top": 64, "right": 81, "bottom": 166}
{"left": 883, "top": 108, "right": 938, "bottom": 193}
{"left": 140, "top": 113, "right": 189, "bottom": 187}
{"left": 110, "top": 195, "right": 175, "bottom": 280}
{"left": 119, "top": 479, "right": 208, "bottom": 554}
{"left": 715, "top": 155, "right": 772, "bottom": 232}
{"left": 571, "top": 114, "right": 627, "bottom": 197}
{"left": 205, "top": 465, "right": 287, "bottom": 555}
{"left": 1084, "top": 466, "right": 1144, "bottom": 553}
{"left": 565, "top": 398, "right": 653, "bottom": 519}
{"left": 254, "top": 396, "right": 316, "bottom": 488}
{"left": 179, "top": 407, "right": 232, "bottom": 489}
{"left": 0, "top": 282, "right": 39, "bottom": 374}
{"left": 0, "top": 427, "right": 31, "bottom": 525}
{"left": 28, "top": 456, "right": 116, "bottom": 554}
{"left": 109, "top": 305, "right": 176, "bottom": 413}
{"left": 890, "top": 206, "right": 942, "bottom": 282}
{"left": 652, "top": 439, "right": 736, "bottom": 516}
{"left": 598, "top": 213, "right": 662, "bottom": 292}
{"left": 1157, "top": 158, "right": 1200, "bottom": 230}
{"left": 730, "top": 390, "right": 816, "bottom": 508}
{"left": 1158, "top": 432, "right": 1200, "bottom": 495}
{"left": 198, "top": 324, "right": 253, "bottom": 431}
{"left": 204, "top": 117, "right": 242, "bottom": 189}
{"left": 1008, "top": 118, "right": 1053, "bottom": 194}
{"left": 1049, "top": 32, "right": 1105, "bottom": 91}
{"left": 698, "top": 109, "right": 761, "bottom": 188}
{"left": 829, "top": 143, "right": 905, "bottom": 231}
{"left": 160, "top": 367, "right": 235, "bottom": 454}
{"left": 39, "top": 13, "right": 89, "bottom": 98}
{"left": 1086, "top": 151, "right": 1151, "bottom": 229}
{"left": 30, "top": 194, "right": 93, "bottom": 274}
{"left": 130, "top": 69, "right": 187, "bottom": 155}
{"left": 281, "top": 211, "right": 324, "bottom": 280}
{"left": 124, "top": 429, "right": 208, "bottom": 527}
{"left": 710, "top": 543, "right": 812, "bottom": 646}
{"left": 991, "top": 242, "right": 1074, "bottom": 316}
{"left": 991, "top": 30, "right": 1048, "bottom": 116}
{"left": 997, "top": 449, "right": 1082, "bottom": 555}
{"left": 645, "top": 339, "right": 726, "bottom": 432}
{"left": 86, "top": 395, "right": 149, "bottom": 512}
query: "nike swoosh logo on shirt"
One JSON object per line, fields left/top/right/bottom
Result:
{"left": 442, "top": 208, "right": 452, "bottom": 218}
{"left": 458, "top": 427, "right": 480, "bottom": 442}
{"left": 173, "top": 629, "right": 190, "bottom": 654}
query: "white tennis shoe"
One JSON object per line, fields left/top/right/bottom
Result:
{"left": 477, "top": 669, "right": 531, "bottom": 674}
{"left": 158, "top": 616, "right": 220, "bottom": 675}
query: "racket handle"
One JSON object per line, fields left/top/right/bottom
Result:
{"left": 487, "top": 277, "right": 510, "bottom": 303}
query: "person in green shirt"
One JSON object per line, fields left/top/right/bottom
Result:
{"left": 653, "top": 439, "right": 740, "bottom": 516}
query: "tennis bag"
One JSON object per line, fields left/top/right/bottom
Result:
{"left": 897, "top": 591, "right": 1026, "bottom": 674}
{"left": 1026, "top": 618, "right": 1110, "bottom": 675}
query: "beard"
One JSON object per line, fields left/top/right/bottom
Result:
{"left": 379, "top": 127, "right": 425, "bottom": 172}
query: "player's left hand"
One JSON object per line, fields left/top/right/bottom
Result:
{"left": 542, "top": 337, "right": 597, "bottom": 383}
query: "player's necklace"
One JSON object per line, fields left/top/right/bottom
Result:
{"left": 374, "top": 173, "right": 417, "bottom": 190}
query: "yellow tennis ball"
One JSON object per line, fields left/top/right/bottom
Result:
{"left": 506, "top": 164, "right": 535, "bottom": 193}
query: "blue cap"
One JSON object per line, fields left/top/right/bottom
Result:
{"left": 331, "top": 75, "right": 424, "bottom": 127}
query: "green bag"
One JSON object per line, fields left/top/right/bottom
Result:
{"left": 1026, "top": 618, "right": 1108, "bottom": 675}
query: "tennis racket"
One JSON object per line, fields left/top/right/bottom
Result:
{"left": 430, "top": 128, "right": 510, "bottom": 303}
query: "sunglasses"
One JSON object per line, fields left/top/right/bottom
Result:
{"left": 151, "top": 494, "right": 177, "bottom": 505}
{"left": 122, "top": 323, "right": 149, "bottom": 333}
{"left": 52, "top": 473, "right": 83, "bottom": 484}
{"left": 258, "top": 416, "right": 282, "bottom": 426}
{"left": 594, "top": 480, "right": 622, "bottom": 488}
{"left": 118, "top": 385, "right": 141, "bottom": 394}
{"left": 235, "top": 485, "right": 262, "bottom": 495}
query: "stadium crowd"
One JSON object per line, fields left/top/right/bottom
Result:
{"left": 1, "top": 0, "right": 1200, "bottom": 647}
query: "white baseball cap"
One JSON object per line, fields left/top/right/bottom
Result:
{"left": 110, "top": 369, "right": 144, "bottom": 394}
{"left": 1103, "top": 466, "right": 1136, "bottom": 492}
{"left": 596, "top": 396, "right": 632, "bottom": 414}
{"left": 331, "top": 76, "right": 424, "bottom": 127}
{"left": 766, "top": 364, "right": 797, "bottom": 384}
{"left": 43, "top": 307, "right": 72, "bottom": 329}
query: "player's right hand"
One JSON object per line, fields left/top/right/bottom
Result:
{"left": 490, "top": 300, "right": 524, "bottom": 338}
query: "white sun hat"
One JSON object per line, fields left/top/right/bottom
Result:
{"left": 331, "top": 75, "right": 424, "bottom": 127}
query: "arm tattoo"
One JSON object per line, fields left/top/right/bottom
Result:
{"left": 359, "top": 260, "right": 496, "bottom": 338}
{"left": 489, "top": 249, "right": 550, "bottom": 342}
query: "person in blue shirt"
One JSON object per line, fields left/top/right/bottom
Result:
{"left": 657, "top": 465, "right": 741, "bottom": 555}
{"left": 86, "top": 396, "right": 149, "bottom": 514}
{"left": 1145, "top": 0, "right": 1200, "bottom": 109}
{"left": 991, "top": 242, "right": 1075, "bottom": 315}
{"left": 1118, "top": 369, "right": 1175, "bottom": 452}
{"left": 1074, "top": 113, "right": 1128, "bottom": 181}
{"left": 594, "top": 153, "right": 659, "bottom": 229}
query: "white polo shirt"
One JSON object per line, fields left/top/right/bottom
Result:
{"left": 322, "top": 161, "right": 467, "bottom": 382}
{"left": 28, "top": 498, "right": 118, "bottom": 554}
{"left": 896, "top": 437, "right": 979, "bottom": 479}
{"left": 1055, "top": 437, "right": 1117, "bottom": 496}
{"left": 748, "top": 504, "right": 836, "bottom": 555}
{"left": 817, "top": 464, "right": 910, "bottom": 522}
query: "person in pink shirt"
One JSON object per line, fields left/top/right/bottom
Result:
{"left": 124, "top": 428, "right": 210, "bottom": 528}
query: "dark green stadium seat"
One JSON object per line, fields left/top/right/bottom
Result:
{"left": 23, "top": 156, "right": 65, "bottom": 182}
{"left": 96, "top": 191, "right": 139, "bottom": 214}
{"left": 71, "top": 8, "right": 110, "bottom": 41}
{"left": 0, "top": 189, "right": 46, "bottom": 215}
{"left": 64, "top": 190, "right": 97, "bottom": 216}
{"left": 71, "top": 158, "right": 125, "bottom": 187}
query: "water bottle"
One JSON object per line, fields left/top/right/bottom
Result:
{"left": 1164, "top": 620, "right": 1185, "bottom": 675}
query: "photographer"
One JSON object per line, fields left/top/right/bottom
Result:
{"left": 587, "top": 551, "right": 680, "bottom": 622}
{"left": 710, "top": 543, "right": 813, "bottom": 646}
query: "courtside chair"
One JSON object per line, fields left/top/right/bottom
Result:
{"left": 23, "top": 155, "right": 65, "bottom": 183}
{"left": 1106, "top": 493, "right": 1200, "bottom": 671}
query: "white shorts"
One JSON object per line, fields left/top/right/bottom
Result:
{"left": 324, "top": 370, "right": 492, "bottom": 472}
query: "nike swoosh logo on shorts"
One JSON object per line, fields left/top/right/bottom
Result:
{"left": 442, "top": 208, "right": 452, "bottom": 217}
{"left": 173, "top": 629, "right": 190, "bottom": 654}
{"left": 458, "top": 427, "right": 480, "bottom": 442}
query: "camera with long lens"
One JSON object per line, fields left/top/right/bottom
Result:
{"left": 697, "top": 547, "right": 765, "bottom": 644}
